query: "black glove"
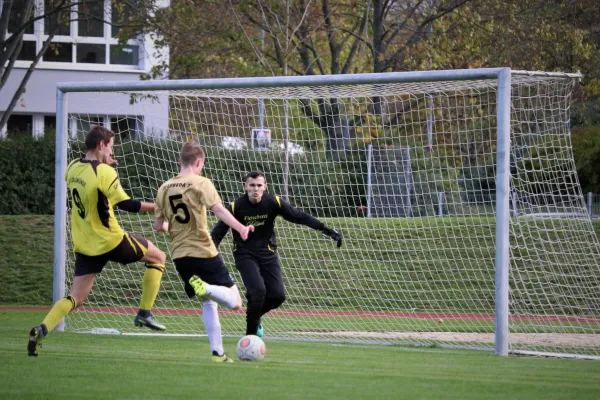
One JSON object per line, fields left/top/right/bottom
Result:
{"left": 322, "top": 226, "right": 343, "bottom": 248}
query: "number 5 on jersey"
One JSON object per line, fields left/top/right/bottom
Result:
{"left": 169, "top": 194, "right": 190, "bottom": 223}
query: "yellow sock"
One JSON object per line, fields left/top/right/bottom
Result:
{"left": 42, "top": 296, "right": 77, "bottom": 332}
{"left": 140, "top": 264, "right": 164, "bottom": 310}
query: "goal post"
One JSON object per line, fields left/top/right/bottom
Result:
{"left": 53, "top": 68, "right": 600, "bottom": 359}
{"left": 495, "top": 68, "right": 511, "bottom": 356}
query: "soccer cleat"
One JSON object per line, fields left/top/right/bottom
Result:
{"left": 133, "top": 313, "right": 166, "bottom": 331}
{"left": 27, "top": 325, "right": 45, "bottom": 357}
{"left": 211, "top": 351, "right": 234, "bottom": 363}
{"left": 189, "top": 275, "right": 207, "bottom": 297}
{"left": 256, "top": 322, "right": 264, "bottom": 338}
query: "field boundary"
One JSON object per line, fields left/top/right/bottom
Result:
{"left": 2, "top": 306, "right": 598, "bottom": 323}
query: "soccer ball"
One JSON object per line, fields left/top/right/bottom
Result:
{"left": 236, "top": 335, "right": 266, "bottom": 361}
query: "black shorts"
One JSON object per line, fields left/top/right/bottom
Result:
{"left": 174, "top": 254, "right": 235, "bottom": 298}
{"left": 74, "top": 232, "right": 149, "bottom": 276}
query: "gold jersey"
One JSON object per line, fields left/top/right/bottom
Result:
{"left": 66, "top": 159, "right": 130, "bottom": 256}
{"left": 155, "top": 174, "right": 222, "bottom": 259}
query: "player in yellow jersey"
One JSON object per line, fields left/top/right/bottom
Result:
{"left": 28, "top": 126, "right": 167, "bottom": 357}
{"left": 154, "top": 142, "right": 253, "bottom": 362}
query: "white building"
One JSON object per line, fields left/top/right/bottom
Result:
{"left": 0, "top": 0, "right": 170, "bottom": 139}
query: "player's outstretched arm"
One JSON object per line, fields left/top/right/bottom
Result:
{"left": 278, "top": 198, "right": 343, "bottom": 248}
{"left": 278, "top": 198, "right": 324, "bottom": 230}
{"left": 153, "top": 217, "right": 169, "bottom": 233}
{"left": 211, "top": 203, "right": 254, "bottom": 241}
{"left": 210, "top": 220, "right": 230, "bottom": 248}
{"left": 115, "top": 200, "right": 155, "bottom": 213}
{"left": 139, "top": 201, "right": 156, "bottom": 212}
{"left": 321, "top": 226, "right": 343, "bottom": 248}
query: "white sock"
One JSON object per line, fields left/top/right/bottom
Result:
{"left": 205, "top": 284, "right": 239, "bottom": 309}
{"left": 202, "top": 300, "right": 224, "bottom": 355}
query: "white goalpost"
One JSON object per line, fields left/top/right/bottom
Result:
{"left": 53, "top": 68, "right": 600, "bottom": 359}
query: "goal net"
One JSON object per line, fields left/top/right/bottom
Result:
{"left": 57, "top": 69, "right": 600, "bottom": 359}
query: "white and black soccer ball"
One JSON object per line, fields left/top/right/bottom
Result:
{"left": 236, "top": 335, "right": 266, "bottom": 361}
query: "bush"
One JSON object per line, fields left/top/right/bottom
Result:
{"left": 572, "top": 125, "right": 600, "bottom": 193}
{"left": 1, "top": 132, "right": 484, "bottom": 217}
{"left": 0, "top": 132, "right": 56, "bottom": 214}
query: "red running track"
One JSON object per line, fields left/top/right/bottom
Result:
{"left": 1, "top": 306, "right": 598, "bottom": 323}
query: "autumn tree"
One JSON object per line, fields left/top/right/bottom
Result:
{"left": 229, "top": 1, "right": 474, "bottom": 155}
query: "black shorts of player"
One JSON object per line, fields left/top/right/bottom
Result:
{"left": 74, "top": 232, "right": 148, "bottom": 276}
{"left": 174, "top": 254, "right": 235, "bottom": 298}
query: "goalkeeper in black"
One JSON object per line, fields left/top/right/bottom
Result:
{"left": 211, "top": 171, "right": 342, "bottom": 337}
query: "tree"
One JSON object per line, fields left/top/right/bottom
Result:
{"left": 120, "top": 0, "right": 256, "bottom": 80}
{"left": 0, "top": 0, "right": 157, "bottom": 131}
{"left": 229, "top": 1, "right": 474, "bottom": 156}
{"left": 394, "top": 0, "right": 600, "bottom": 192}
{"left": 571, "top": 125, "right": 600, "bottom": 193}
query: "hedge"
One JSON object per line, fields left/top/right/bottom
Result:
{"left": 1, "top": 132, "right": 489, "bottom": 216}
{"left": 0, "top": 132, "right": 56, "bottom": 214}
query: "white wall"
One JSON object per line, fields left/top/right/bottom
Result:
{"left": 0, "top": 0, "right": 170, "bottom": 138}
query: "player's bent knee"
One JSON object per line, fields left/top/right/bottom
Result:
{"left": 249, "top": 287, "right": 266, "bottom": 299}
{"left": 67, "top": 294, "right": 83, "bottom": 309}
{"left": 230, "top": 286, "right": 243, "bottom": 310}
{"left": 145, "top": 241, "right": 166, "bottom": 265}
{"left": 272, "top": 294, "right": 286, "bottom": 308}
{"left": 157, "top": 250, "right": 166, "bottom": 265}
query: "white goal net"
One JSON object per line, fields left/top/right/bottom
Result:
{"left": 57, "top": 70, "right": 600, "bottom": 359}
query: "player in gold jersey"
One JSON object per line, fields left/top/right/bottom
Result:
{"left": 28, "top": 126, "right": 167, "bottom": 357}
{"left": 154, "top": 142, "right": 253, "bottom": 362}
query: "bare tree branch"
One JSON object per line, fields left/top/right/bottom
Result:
{"left": 341, "top": 2, "right": 370, "bottom": 74}
{"left": 0, "top": 30, "right": 58, "bottom": 131}
{"left": 0, "top": 0, "right": 16, "bottom": 46}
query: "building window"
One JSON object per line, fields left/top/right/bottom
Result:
{"left": 44, "top": 42, "right": 73, "bottom": 62}
{"left": 110, "top": 45, "right": 139, "bottom": 65}
{"left": 8, "top": 2, "right": 34, "bottom": 34}
{"left": 111, "top": 116, "right": 142, "bottom": 140}
{"left": 72, "top": 115, "right": 103, "bottom": 139}
{"left": 77, "top": 43, "right": 106, "bottom": 64}
{"left": 111, "top": 2, "right": 136, "bottom": 38}
{"left": 7, "top": 115, "right": 33, "bottom": 136}
{"left": 78, "top": 1, "right": 105, "bottom": 37}
{"left": 21, "top": 0, "right": 141, "bottom": 67}
{"left": 44, "top": 0, "right": 70, "bottom": 36}
{"left": 17, "top": 41, "right": 37, "bottom": 61}
{"left": 44, "top": 116, "right": 57, "bottom": 133}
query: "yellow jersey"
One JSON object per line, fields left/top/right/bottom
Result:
{"left": 155, "top": 174, "right": 221, "bottom": 259}
{"left": 66, "top": 159, "right": 130, "bottom": 255}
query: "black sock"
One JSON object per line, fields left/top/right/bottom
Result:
{"left": 137, "top": 309, "right": 151, "bottom": 318}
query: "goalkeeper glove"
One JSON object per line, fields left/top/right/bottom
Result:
{"left": 322, "top": 226, "right": 343, "bottom": 248}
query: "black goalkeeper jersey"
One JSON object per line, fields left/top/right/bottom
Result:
{"left": 211, "top": 193, "right": 324, "bottom": 254}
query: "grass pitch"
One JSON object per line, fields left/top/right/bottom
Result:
{"left": 1, "top": 215, "right": 600, "bottom": 398}
{"left": 1, "top": 310, "right": 600, "bottom": 400}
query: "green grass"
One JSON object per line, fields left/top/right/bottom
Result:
{"left": 2, "top": 215, "right": 600, "bottom": 326}
{"left": 3, "top": 214, "right": 600, "bottom": 312}
{"left": 2, "top": 311, "right": 600, "bottom": 400}
{"left": 0, "top": 216, "right": 54, "bottom": 304}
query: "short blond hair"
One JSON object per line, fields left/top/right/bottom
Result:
{"left": 180, "top": 142, "right": 205, "bottom": 166}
